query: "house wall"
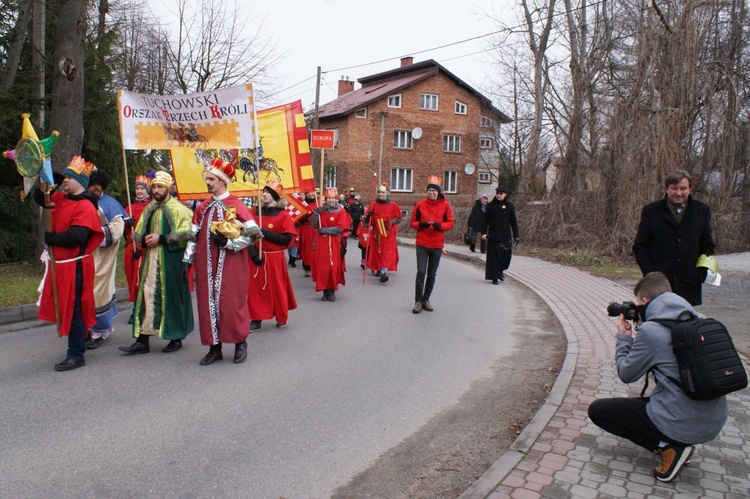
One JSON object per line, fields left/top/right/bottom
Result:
{"left": 320, "top": 72, "right": 497, "bottom": 209}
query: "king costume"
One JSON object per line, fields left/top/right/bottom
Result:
{"left": 312, "top": 190, "right": 352, "bottom": 301}
{"left": 124, "top": 175, "right": 152, "bottom": 302}
{"left": 364, "top": 186, "right": 402, "bottom": 282}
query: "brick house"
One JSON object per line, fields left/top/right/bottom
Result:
{"left": 313, "top": 57, "right": 511, "bottom": 211}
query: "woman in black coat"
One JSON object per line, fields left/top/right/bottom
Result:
{"left": 481, "top": 186, "right": 519, "bottom": 284}
{"left": 467, "top": 195, "right": 488, "bottom": 253}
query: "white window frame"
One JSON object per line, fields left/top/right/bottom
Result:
{"left": 443, "top": 134, "right": 462, "bottom": 153}
{"left": 387, "top": 94, "right": 402, "bottom": 108}
{"left": 324, "top": 164, "right": 338, "bottom": 189}
{"left": 480, "top": 137, "right": 493, "bottom": 149}
{"left": 480, "top": 115, "right": 493, "bottom": 127}
{"left": 355, "top": 107, "right": 367, "bottom": 118}
{"left": 419, "top": 93, "right": 439, "bottom": 111}
{"left": 393, "top": 130, "right": 413, "bottom": 149}
{"left": 455, "top": 101, "right": 467, "bottom": 114}
{"left": 390, "top": 167, "right": 413, "bottom": 192}
{"left": 478, "top": 172, "right": 492, "bottom": 184}
{"left": 443, "top": 170, "right": 458, "bottom": 194}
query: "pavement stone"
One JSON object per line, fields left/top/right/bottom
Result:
{"left": 426, "top": 240, "right": 750, "bottom": 499}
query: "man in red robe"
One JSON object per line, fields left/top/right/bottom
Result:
{"left": 247, "top": 181, "right": 298, "bottom": 331}
{"left": 33, "top": 156, "right": 104, "bottom": 371}
{"left": 312, "top": 188, "right": 352, "bottom": 302}
{"left": 123, "top": 173, "right": 152, "bottom": 323}
{"left": 363, "top": 184, "right": 402, "bottom": 283}
{"left": 183, "top": 158, "right": 261, "bottom": 365}
{"left": 296, "top": 190, "right": 319, "bottom": 277}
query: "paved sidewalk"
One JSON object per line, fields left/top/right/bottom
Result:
{"left": 424, "top": 241, "right": 750, "bottom": 499}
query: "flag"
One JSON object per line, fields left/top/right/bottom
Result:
{"left": 284, "top": 192, "right": 311, "bottom": 223}
{"left": 170, "top": 100, "right": 315, "bottom": 200}
{"left": 118, "top": 84, "right": 257, "bottom": 150}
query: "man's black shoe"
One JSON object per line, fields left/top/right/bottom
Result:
{"left": 249, "top": 321, "right": 262, "bottom": 332}
{"left": 492, "top": 280, "right": 499, "bottom": 285}
{"left": 499, "top": 272, "right": 505, "bottom": 282}
{"left": 119, "top": 342, "right": 150, "bottom": 355}
{"left": 162, "top": 340, "right": 182, "bottom": 353}
{"left": 85, "top": 337, "right": 104, "bottom": 350}
{"left": 199, "top": 350, "right": 223, "bottom": 366}
{"left": 234, "top": 341, "right": 248, "bottom": 364}
{"left": 55, "top": 357, "right": 85, "bottom": 372}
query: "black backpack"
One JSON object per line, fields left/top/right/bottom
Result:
{"left": 651, "top": 316, "right": 748, "bottom": 400}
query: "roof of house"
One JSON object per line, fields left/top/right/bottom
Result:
{"left": 315, "top": 59, "right": 512, "bottom": 123}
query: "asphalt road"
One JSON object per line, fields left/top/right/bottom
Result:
{"left": 0, "top": 246, "right": 559, "bottom": 497}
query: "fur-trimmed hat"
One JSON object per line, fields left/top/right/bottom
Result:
{"left": 205, "top": 157, "right": 235, "bottom": 185}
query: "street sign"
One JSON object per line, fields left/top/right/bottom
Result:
{"left": 310, "top": 129, "right": 335, "bottom": 149}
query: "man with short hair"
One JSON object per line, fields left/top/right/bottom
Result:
{"left": 183, "top": 158, "right": 261, "bottom": 365}
{"left": 86, "top": 169, "right": 127, "bottom": 349}
{"left": 633, "top": 170, "right": 715, "bottom": 305}
{"left": 588, "top": 272, "right": 728, "bottom": 483}
{"left": 120, "top": 171, "right": 194, "bottom": 355}
{"left": 409, "top": 176, "right": 454, "bottom": 313}
{"left": 33, "top": 157, "right": 104, "bottom": 371}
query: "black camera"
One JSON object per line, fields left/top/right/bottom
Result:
{"left": 607, "top": 301, "right": 638, "bottom": 321}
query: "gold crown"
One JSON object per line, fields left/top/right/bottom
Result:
{"left": 135, "top": 174, "right": 151, "bottom": 186}
{"left": 67, "top": 156, "right": 96, "bottom": 176}
{"left": 427, "top": 175, "right": 442, "bottom": 187}
{"left": 324, "top": 187, "right": 338, "bottom": 199}
{"left": 265, "top": 179, "right": 283, "bottom": 193}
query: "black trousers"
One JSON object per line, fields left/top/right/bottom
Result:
{"left": 415, "top": 246, "right": 442, "bottom": 302}
{"left": 588, "top": 397, "right": 687, "bottom": 451}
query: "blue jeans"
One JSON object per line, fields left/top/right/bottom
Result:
{"left": 415, "top": 246, "right": 442, "bottom": 302}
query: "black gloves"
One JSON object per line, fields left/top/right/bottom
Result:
{"left": 44, "top": 231, "right": 56, "bottom": 246}
{"left": 181, "top": 262, "right": 192, "bottom": 283}
{"left": 251, "top": 255, "right": 264, "bottom": 266}
{"left": 418, "top": 222, "right": 429, "bottom": 229}
{"left": 132, "top": 248, "right": 142, "bottom": 259}
{"left": 433, "top": 222, "right": 442, "bottom": 231}
{"left": 210, "top": 230, "right": 228, "bottom": 247}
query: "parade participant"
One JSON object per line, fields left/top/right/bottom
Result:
{"left": 85, "top": 169, "right": 127, "bottom": 349}
{"left": 363, "top": 184, "right": 402, "bottom": 283}
{"left": 33, "top": 157, "right": 104, "bottom": 371}
{"left": 312, "top": 188, "right": 352, "bottom": 302}
{"left": 248, "top": 181, "right": 298, "bottom": 331}
{"left": 183, "top": 158, "right": 261, "bottom": 365}
{"left": 346, "top": 187, "right": 357, "bottom": 206}
{"left": 297, "top": 189, "right": 319, "bottom": 277}
{"left": 409, "top": 175, "right": 454, "bottom": 313}
{"left": 119, "top": 171, "right": 194, "bottom": 355}
{"left": 123, "top": 173, "right": 152, "bottom": 324}
{"left": 481, "top": 186, "right": 519, "bottom": 285}
{"left": 347, "top": 195, "right": 365, "bottom": 238}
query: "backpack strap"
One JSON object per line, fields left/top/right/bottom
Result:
{"left": 648, "top": 318, "right": 689, "bottom": 390}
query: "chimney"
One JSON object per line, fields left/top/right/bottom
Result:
{"left": 400, "top": 56, "right": 414, "bottom": 67}
{"left": 338, "top": 77, "right": 354, "bottom": 96}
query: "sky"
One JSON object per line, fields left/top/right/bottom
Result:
{"left": 237, "top": 0, "right": 516, "bottom": 111}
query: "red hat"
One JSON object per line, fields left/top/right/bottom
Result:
{"left": 205, "top": 157, "right": 235, "bottom": 185}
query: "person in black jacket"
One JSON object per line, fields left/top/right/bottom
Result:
{"left": 481, "top": 186, "right": 519, "bottom": 284}
{"left": 632, "top": 170, "right": 715, "bottom": 306}
{"left": 466, "top": 194, "right": 488, "bottom": 253}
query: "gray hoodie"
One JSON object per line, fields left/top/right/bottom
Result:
{"left": 615, "top": 292, "right": 728, "bottom": 444}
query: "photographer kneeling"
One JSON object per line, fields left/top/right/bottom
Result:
{"left": 588, "top": 272, "right": 728, "bottom": 482}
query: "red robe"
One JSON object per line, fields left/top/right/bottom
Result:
{"left": 365, "top": 199, "right": 402, "bottom": 272}
{"left": 123, "top": 197, "right": 150, "bottom": 301}
{"left": 247, "top": 206, "right": 298, "bottom": 324}
{"left": 312, "top": 206, "right": 352, "bottom": 291}
{"left": 297, "top": 199, "right": 318, "bottom": 266}
{"left": 38, "top": 192, "right": 104, "bottom": 336}
{"left": 191, "top": 195, "right": 255, "bottom": 346}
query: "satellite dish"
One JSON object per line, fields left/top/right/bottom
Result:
{"left": 412, "top": 127, "right": 423, "bottom": 140}
{"left": 464, "top": 163, "right": 476, "bottom": 175}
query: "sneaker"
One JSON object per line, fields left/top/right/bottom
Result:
{"left": 422, "top": 300, "right": 433, "bottom": 312}
{"left": 275, "top": 322, "right": 287, "bottom": 328}
{"left": 654, "top": 445, "right": 694, "bottom": 482}
{"left": 412, "top": 301, "right": 423, "bottom": 314}
{"left": 380, "top": 272, "right": 389, "bottom": 283}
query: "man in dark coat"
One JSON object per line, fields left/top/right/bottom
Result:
{"left": 481, "top": 186, "right": 519, "bottom": 284}
{"left": 467, "top": 194, "right": 488, "bottom": 253}
{"left": 632, "top": 170, "right": 715, "bottom": 306}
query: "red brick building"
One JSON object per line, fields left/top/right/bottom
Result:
{"left": 314, "top": 58, "right": 511, "bottom": 209}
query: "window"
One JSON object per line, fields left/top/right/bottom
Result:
{"left": 455, "top": 101, "right": 467, "bottom": 114}
{"left": 324, "top": 164, "right": 338, "bottom": 189}
{"left": 331, "top": 128, "right": 339, "bottom": 147}
{"left": 387, "top": 94, "right": 402, "bottom": 108}
{"left": 443, "top": 134, "right": 462, "bottom": 153}
{"left": 478, "top": 172, "right": 491, "bottom": 183}
{"left": 443, "top": 170, "right": 458, "bottom": 194}
{"left": 393, "top": 130, "right": 413, "bottom": 149}
{"left": 419, "top": 93, "right": 439, "bottom": 111}
{"left": 391, "top": 167, "right": 413, "bottom": 192}
{"left": 480, "top": 115, "right": 493, "bottom": 127}
{"left": 355, "top": 107, "right": 367, "bottom": 118}
{"left": 480, "top": 137, "right": 493, "bottom": 149}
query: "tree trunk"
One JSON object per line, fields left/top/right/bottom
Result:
{"left": 0, "top": 0, "right": 34, "bottom": 92}
{"left": 49, "top": 0, "right": 87, "bottom": 169}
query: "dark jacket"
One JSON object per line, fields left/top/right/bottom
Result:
{"left": 347, "top": 200, "right": 365, "bottom": 220}
{"left": 482, "top": 198, "right": 518, "bottom": 242}
{"left": 467, "top": 199, "right": 486, "bottom": 231}
{"left": 632, "top": 196, "right": 714, "bottom": 306}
